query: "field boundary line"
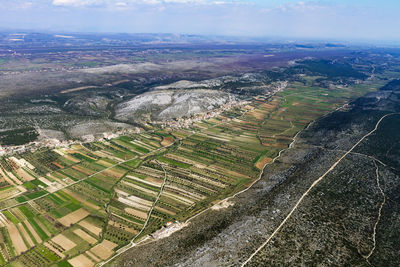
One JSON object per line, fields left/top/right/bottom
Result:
{"left": 0, "top": 87, "right": 274, "bottom": 213}
{"left": 94, "top": 93, "right": 353, "bottom": 265}
{"left": 0, "top": 140, "right": 174, "bottom": 213}
{"left": 98, "top": 160, "right": 168, "bottom": 266}
{"left": 187, "top": 103, "right": 346, "bottom": 224}
{"left": 240, "top": 112, "right": 398, "bottom": 266}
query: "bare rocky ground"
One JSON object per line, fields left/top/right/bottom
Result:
{"left": 115, "top": 89, "right": 236, "bottom": 122}
{"left": 109, "top": 86, "right": 400, "bottom": 266}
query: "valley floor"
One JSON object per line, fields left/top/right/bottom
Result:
{"left": 110, "top": 86, "right": 400, "bottom": 267}
{"left": 0, "top": 77, "right": 390, "bottom": 267}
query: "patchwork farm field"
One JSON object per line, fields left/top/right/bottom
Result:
{"left": 0, "top": 81, "right": 379, "bottom": 267}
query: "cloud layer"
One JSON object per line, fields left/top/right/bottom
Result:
{"left": 51, "top": 0, "right": 214, "bottom": 7}
{"left": 1, "top": 0, "right": 399, "bottom": 42}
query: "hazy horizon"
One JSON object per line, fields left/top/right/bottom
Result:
{"left": 0, "top": 0, "right": 399, "bottom": 42}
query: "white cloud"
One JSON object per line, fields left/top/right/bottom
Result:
{"left": 141, "top": 0, "right": 161, "bottom": 4}
{"left": 110, "top": 0, "right": 161, "bottom": 10}
{"left": 277, "top": 1, "right": 328, "bottom": 13}
{"left": 164, "top": 0, "right": 204, "bottom": 3}
{"left": 52, "top": 0, "right": 105, "bottom": 7}
{"left": 0, "top": 0, "right": 36, "bottom": 9}
{"left": 51, "top": 0, "right": 226, "bottom": 8}
{"left": 115, "top": 1, "right": 127, "bottom": 6}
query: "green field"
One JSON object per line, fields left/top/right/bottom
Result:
{"left": 0, "top": 76, "right": 383, "bottom": 266}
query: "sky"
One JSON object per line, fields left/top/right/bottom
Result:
{"left": 0, "top": 0, "right": 399, "bottom": 41}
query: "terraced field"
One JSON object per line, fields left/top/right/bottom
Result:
{"left": 0, "top": 80, "right": 380, "bottom": 267}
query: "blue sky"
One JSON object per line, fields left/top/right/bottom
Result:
{"left": 0, "top": 0, "right": 399, "bottom": 41}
